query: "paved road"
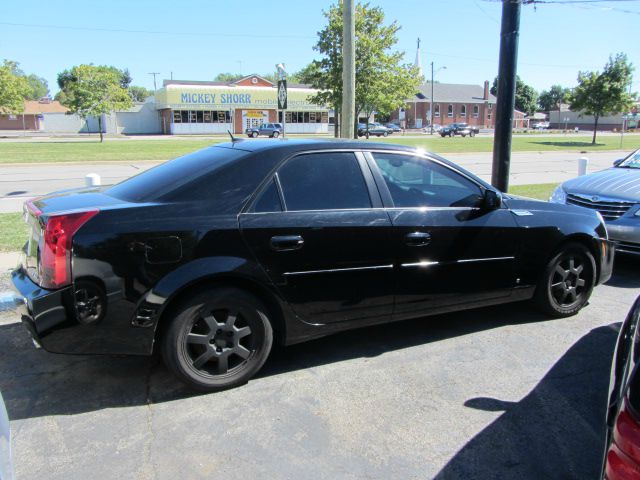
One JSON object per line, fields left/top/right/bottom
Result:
{"left": 1, "top": 256, "right": 638, "bottom": 479}
{"left": 0, "top": 150, "right": 623, "bottom": 212}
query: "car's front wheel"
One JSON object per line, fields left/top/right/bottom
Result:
{"left": 383, "top": 131, "right": 388, "bottom": 137}
{"left": 162, "top": 287, "right": 273, "bottom": 391}
{"left": 272, "top": 131, "right": 280, "bottom": 138}
{"left": 251, "top": 131, "right": 258, "bottom": 138}
{"left": 534, "top": 243, "right": 596, "bottom": 317}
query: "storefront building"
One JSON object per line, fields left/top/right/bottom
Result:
{"left": 154, "top": 75, "right": 329, "bottom": 135}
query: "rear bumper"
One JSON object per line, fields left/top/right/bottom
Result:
{"left": 10, "top": 267, "right": 74, "bottom": 352}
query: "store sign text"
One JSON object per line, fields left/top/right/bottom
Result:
{"left": 180, "top": 93, "right": 252, "bottom": 104}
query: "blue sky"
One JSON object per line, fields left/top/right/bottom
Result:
{"left": 1, "top": 0, "right": 638, "bottom": 95}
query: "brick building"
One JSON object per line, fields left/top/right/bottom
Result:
{"left": 0, "top": 99, "right": 68, "bottom": 131}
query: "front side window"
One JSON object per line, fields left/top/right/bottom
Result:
{"left": 372, "top": 153, "right": 483, "bottom": 208}
{"left": 278, "top": 152, "right": 371, "bottom": 211}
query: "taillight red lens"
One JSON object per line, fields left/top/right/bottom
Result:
{"left": 40, "top": 210, "right": 98, "bottom": 289}
{"left": 606, "top": 401, "right": 640, "bottom": 480}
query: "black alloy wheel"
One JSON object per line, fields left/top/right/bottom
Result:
{"left": 534, "top": 243, "right": 596, "bottom": 317}
{"left": 162, "top": 287, "right": 273, "bottom": 391}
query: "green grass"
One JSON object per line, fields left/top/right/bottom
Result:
{"left": 0, "top": 213, "right": 28, "bottom": 252}
{"left": 369, "top": 134, "right": 640, "bottom": 154}
{"left": 508, "top": 183, "right": 558, "bottom": 200}
{"left": 0, "top": 134, "right": 637, "bottom": 164}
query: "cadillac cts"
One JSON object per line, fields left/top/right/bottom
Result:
{"left": 10, "top": 140, "right": 614, "bottom": 391}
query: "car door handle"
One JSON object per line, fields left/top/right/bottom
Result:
{"left": 405, "top": 232, "right": 431, "bottom": 247}
{"left": 270, "top": 235, "right": 304, "bottom": 251}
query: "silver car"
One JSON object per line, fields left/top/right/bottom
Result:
{"left": 0, "top": 392, "right": 12, "bottom": 480}
{"left": 550, "top": 148, "right": 640, "bottom": 255}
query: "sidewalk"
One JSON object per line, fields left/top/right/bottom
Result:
{"left": 0, "top": 251, "right": 20, "bottom": 274}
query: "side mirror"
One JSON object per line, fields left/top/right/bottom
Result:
{"left": 483, "top": 189, "right": 502, "bottom": 210}
{"left": 613, "top": 158, "right": 624, "bottom": 167}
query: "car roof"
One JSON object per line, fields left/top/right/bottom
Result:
{"left": 216, "top": 138, "right": 418, "bottom": 154}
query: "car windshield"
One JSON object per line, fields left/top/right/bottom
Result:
{"left": 619, "top": 150, "right": 640, "bottom": 169}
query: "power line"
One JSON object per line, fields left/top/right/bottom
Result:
{"left": 0, "top": 21, "right": 315, "bottom": 39}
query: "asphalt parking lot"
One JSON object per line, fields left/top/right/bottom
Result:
{"left": 1, "top": 256, "right": 639, "bottom": 480}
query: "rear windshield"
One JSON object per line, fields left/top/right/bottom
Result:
{"left": 106, "top": 146, "right": 250, "bottom": 204}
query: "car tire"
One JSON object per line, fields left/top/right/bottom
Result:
{"left": 383, "top": 131, "right": 388, "bottom": 137}
{"left": 162, "top": 287, "right": 273, "bottom": 391}
{"left": 272, "top": 131, "right": 280, "bottom": 138}
{"left": 461, "top": 133, "right": 466, "bottom": 137}
{"left": 470, "top": 131, "right": 475, "bottom": 137}
{"left": 533, "top": 242, "right": 596, "bottom": 318}
{"left": 251, "top": 132, "right": 258, "bottom": 138}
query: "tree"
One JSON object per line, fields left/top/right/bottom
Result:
{"left": 306, "top": 2, "right": 421, "bottom": 137}
{"left": 569, "top": 53, "right": 635, "bottom": 144}
{"left": 58, "top": 64, "right": 133, "bottom": 142}
{"left": 491, "top": 75, "right": 538, "bottom": 116}
{"left": 25, "top": 74, "right": 49, "bottom": 100}
{"left": 0, "top": 60, "right": 29, "bottom": 114}
{"left": 129, "top": 85, "right": 153, "bottom": 102}
{"left": 213, "top": 72, "right": 243, "bottom": 82}
{"left": 538, "top": 84, "right": 569, "bottom": 112}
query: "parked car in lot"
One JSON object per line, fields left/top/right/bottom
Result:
{"left": 357, "top": 123, "right": 389, "bottom": 137}
{"left": 385, "top": 123, "right": 402, "bottom": 133}
{"left": 440, "top": 123, "right": 479, "bottom": 137}
{"left": 10, "top": 139, "right": 614, "bottom": 391}
{"left": 0, "top": 391, "right": 12, "bottom": 480}
{"left": 602, "top": 294, "right": 640, "bottom": 479}
{"left": 550, "top": 148, "right": 640, "bottom": 255}
{"left": 532, "top": 122, "right": 549, "bottom": 130}
{"left": 245, "top": 123, "right": 283, "bottom": 138}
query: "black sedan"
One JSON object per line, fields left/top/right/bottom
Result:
{"left": 10, "top": 140, "right": 614, "bottom": 391}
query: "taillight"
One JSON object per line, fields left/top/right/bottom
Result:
{"left": 606, "top": 401, "right": 640, "bottom": 480}
{"left": 39, "top": 210, "right": 99, "bottom": 289}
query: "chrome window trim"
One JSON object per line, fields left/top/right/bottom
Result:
{"left": 284, "top": 264, "right": 394, "bottom": 276}
{"left": 401, "top": 256, "right": 514, "bottom": 268}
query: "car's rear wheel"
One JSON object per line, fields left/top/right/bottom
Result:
{"left": 162, "top": 287, "right": 273, "bottom": 391}
{"left": 534, "top": 243, "right": 596, "bottom": 317}
{"left": 272, "top": 131, "right": 279, "bottom": 138}
{"left": 251, "top": 131, "right": 258, "bottom": 138}
{"left": 470, "top": 131, "right": 475, "bottom": 137}
{"left": 383, "top": 131, "right": 388, "bottom": 137}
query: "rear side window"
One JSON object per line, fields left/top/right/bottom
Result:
{"left": 253, "top": 179, "right": 282, "bottom": 212}
{"left": 278, "top": 152, "right": 371, "bottom": 211}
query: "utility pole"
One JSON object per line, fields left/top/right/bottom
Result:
{"left": 341, "top": 0, "right": 356, "bottom": 139}
{"left": 491, "top": 0, "right": 522, "bottom": 193}
{"left": 148, "top": 72, "right": 160, "bottom": 93}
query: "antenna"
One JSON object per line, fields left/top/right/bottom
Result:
{"left": 227, "top": 130, "right": 244, "bottom": 143}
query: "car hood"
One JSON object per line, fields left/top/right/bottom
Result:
{"left": 562, "top": 167, "right": 640, "bottom": 202}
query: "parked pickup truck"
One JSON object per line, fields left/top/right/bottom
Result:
{"left": 440, "top": 123, "right": 479, "bottom": 137}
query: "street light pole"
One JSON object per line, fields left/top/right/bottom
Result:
{"left": 341, "top": 0, "right": 356, "bottom": 139}
{"left": 491, "top": 0, "right": 522, "bottom": 193}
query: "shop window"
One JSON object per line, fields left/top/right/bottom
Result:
{"left": 173, "top": 111, "right": 182, "bottom": 123}
{"left": 460, "top": 105, "right": 466, "bottom": 117}
{"left": 278, "top": 111, "right": 283, "bottom": 123}
{"left": 434, "top": 104, "right": 440, "bottom": 117}
{"left": 190, "top": 111, "right": 197, "bottom": 123}
{"left": 196, "top": 111, "right": 204, "bottom": 123}
{"left": 203, "top": 111, "right": 212, "bottom": 123}
{"left": 181, "top": 111, "right": 189, "bottom": 123}
{"left": 447, "top": 105, "right": 453, "bottom": 118}
{"left": 285, "top": 112, "right": 292, "bottom": 123}
{"left": 291, "top": 112, "right": 298, "bottom": 123}
{"left": 473, "top": 105, "right": 479, "bottom": 118}
{"left": 321, "top": 112, "right": 329, "bottom": 123}
{"left": 310, "top": 112, "right": 317, "bottom": 123}
{"left": 303, "top": 112, "right": 310, "bottom": 123}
